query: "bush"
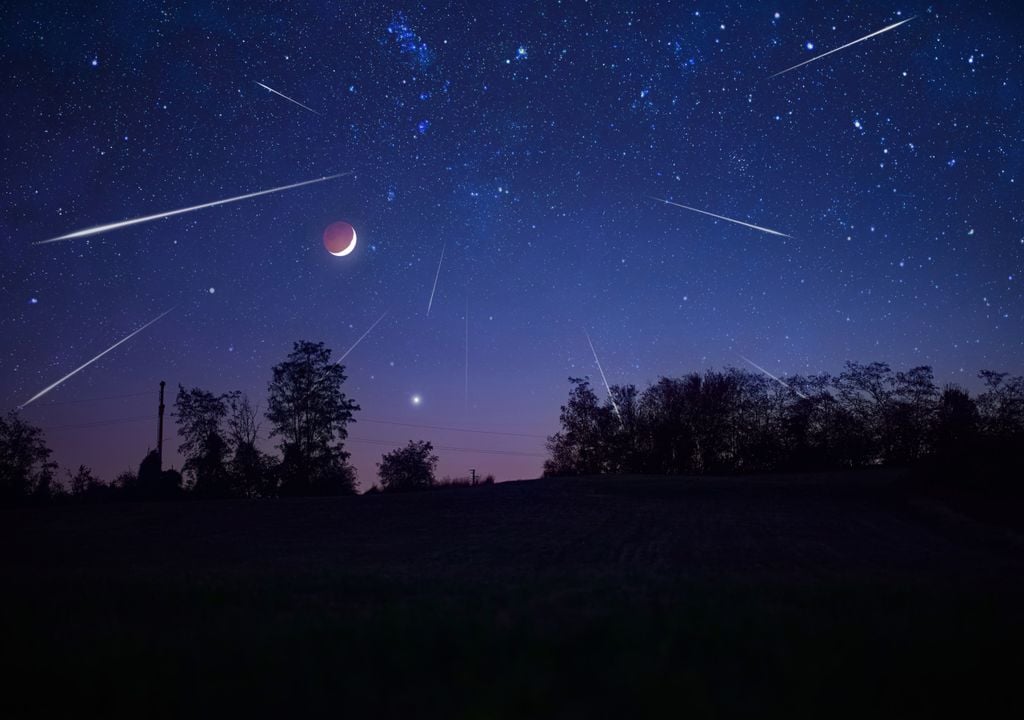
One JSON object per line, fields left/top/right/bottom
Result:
{"left": 377, "top": 441, "right": 439, "bottom": 492}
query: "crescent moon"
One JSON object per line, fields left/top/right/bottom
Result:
{"left": 329, "top": 228, "right": 357, "bottom": 257}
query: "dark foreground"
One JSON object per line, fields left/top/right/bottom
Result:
{"left": 3, "top": 471, "right": 1023, "bottom": 718}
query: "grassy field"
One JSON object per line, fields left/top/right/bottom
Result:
{"left": 2, "top": 471, "right": 1022, "bottom": 717}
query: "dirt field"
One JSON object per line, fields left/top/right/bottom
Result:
{"left": 3, "top": 471, "right": 1022, "bottom": 717}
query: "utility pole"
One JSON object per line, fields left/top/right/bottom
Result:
{"left": 470, "top": 468, "right": 476, "bottom": 485}
{"left": 157, "top": 380, "right": 166, "bottom": 470}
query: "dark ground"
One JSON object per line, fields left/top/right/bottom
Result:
{"left": 2, "top": 470, "right": 1023, "bottom": 718}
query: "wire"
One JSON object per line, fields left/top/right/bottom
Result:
{"left": 22, "top": 390, "right": 152, "bottom": 408}
{"left": 36, "top": 417, "right": 546, "bottom": 458}
{"left": 358, "top": 418, "right": 547, "bottom": 439}
{"left": 40, "top": 415, "right": 153, "bottom": 432}
{"left": 347, "top": 436, "right": 546, "bottom": 458}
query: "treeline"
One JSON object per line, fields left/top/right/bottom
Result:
{"left": 1, "top": 340, "right": 479, "bottom": 504}
{"left": 169, "top": 339, "right": 360, "bottom": 499}
{"left": 544, "top": 362, "right": 1024, "bottom": 483}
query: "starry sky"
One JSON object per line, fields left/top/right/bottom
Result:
{"left": 2, "top": 1, "right": 1023, "bottom": 487}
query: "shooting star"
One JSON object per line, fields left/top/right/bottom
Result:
{"left": 254, "top": 81, "right": 322, "bottom": 115}
{"left": 652, "top": 197, "right": 791, "bottom": 238}
{"left": 36, "top": 173, "right": 349, "bottom": 245}
{"left": 18, "top": 308, "right": 174, "bottom": 410}
{"left": 464, "top": 296, "right": 469, "bottom": 410}
{"left": 299, "top": 311, "right": 389, "bottom": 404}
{"left": 338, "top": 311, "right": 389, "bottom": 363}
{"left": 584, "top": 330, "right": 622, "bottom": 423}
{"left": 768, "top": 17, "right": 916, "bottom": 79}
{"left": 426, "top": 242, "right": 446, "bottom": 316}
{"left": 738, "top": 354, "right": 809, "bottom": 400}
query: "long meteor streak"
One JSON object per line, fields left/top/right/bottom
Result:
{"left": 37, "top": 173, "right": 349, "bottom": 245}
{"left": 738, "top": 354, "right": 809, "bottom": 400}
{"left": 19, "top": 308, "right": 174, "bottom": 409}
{"left": 768, "top": 17, "right": 916, "bottom": 79}
{"left": 255, "top": 81, "right": 322, "bottom": 115}
{"left": 584, "top": 330, "right": 622, "bottom": 423}
{"left": 652, "top": 197, "right": 791, "bottom": 238}
{"left": 338, "top": 311, "right": 389, "bottom": 363}
{"left": 426, "top": 242, "right": 446, "bottom": 316}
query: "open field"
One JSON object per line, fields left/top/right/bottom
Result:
{"left": 3, "top": 471, "right": 1023, "bottom": 717}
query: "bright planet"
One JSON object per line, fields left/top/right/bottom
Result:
{"left": 323, "top": 221, "right": 357, "bottom": 257}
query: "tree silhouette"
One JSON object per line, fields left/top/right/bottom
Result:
{"left": 173, "top": 386, "right": 233, "bottom": 497}
{"left": 544, "top": 378, "right": 611, "bottom": 476}
{"left": 884, "top": 366, "right": 938, "bottom": 464}
{"left": 377, "top": 440, "right": 439, "bottom": 492}
{"left": 976, "top": 371, "right": 1024, "bottom": 441}
{"left": 974, "top": 371, "right": 1024, "bottom": 485}
{"left": 637, "top": 376, "right": 699, "bottom": 474}
{"left": 68, "top": 464, "right": 98, "bottom": 497}
{"left": 266, "top": 341, "right": 360, "bottom": 496}
{"left": 542, "top": 363, "right": 1024, "bottom": 481}
{"left": 136, "top": 450, "right": 183, "bottom": 499}
{"left": 932, "top": 385, "right": 980, "bottom": 472}
{"left": 66, "top": 464, "right": 122, "bottom": 502}
{"left": 226, "top": 393, "right": 274, "bottom": 497}
{"left": 0, "top": 412, "right": 56, "bottom": 503}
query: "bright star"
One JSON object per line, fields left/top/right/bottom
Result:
{"left": 411, "top": 394, "right": 422, "bottom": 406}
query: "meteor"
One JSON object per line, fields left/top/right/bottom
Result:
{"left": 652, "top": 197, "right": 791, "bottom": 238}
{"left": 338, "top": 311, "right": 389, "bottom": 363}
{"left": 584, "top": 330, "right": 623, "bottom": 423}
{"left": 36, "top": 173, "right": 350, "bottom": 245}
{"left": 737, "top": 354, "right": 809, "bottom": 400}
{"left": 299, "top": 311, "right": 388, "bottom": 403}
{"left": 768, "top": 17, "right": 916, "bottom": 79}
{"left": 254, "top": 81, "right": 322, "bottom": 115}
{"left": 426, "top": 242, "right": 446, "bottom": 316}
{"left": 18, "top": 308, "right": 174, "bottom": 409}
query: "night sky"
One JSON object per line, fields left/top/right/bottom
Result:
{"left": 2, "top": 1, "right": 1023, "bottom": 487}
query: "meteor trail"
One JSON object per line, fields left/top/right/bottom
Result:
{"left": 300, "top": 311, "right": 389, "bottom": 404}
{"left": 36, "top": 173, "right": 349, "bottom": 245}
{"left": 254, "top": 81, "right": 322, "bottom": 115}
{"left": 652, "top": 197, "right": 791, "bottom": 238}
{"left": 738, "top": 354, "right": 809, "bottom": 400}
{"left": 426, "top": 242, "right": 446, "bottom": 316}
{"left": 18, "top": 308, "right": 174, "bottom": 410}
{"left": 768, "top": 17, "right": 916, "bottom": 79}
{"left": 584, "top": 330, "right": 622, "bottom": 423}
{"left": 338, "top": 311, "right": 389, "bottom": 363}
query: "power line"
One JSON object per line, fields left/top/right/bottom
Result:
{"left": 21, "top": 390, "right": 152, "bottom": 408}
{"left": 32, "top": 403, "right": 549, "bottom": 459}
{"left": 35, "top": 416, "right": 548, "bottom": 458}
{"left": 40, "top": 415, "right": 152, "bottom": 432}
{"left": 347, "top": 436, "right": 546, "bottom": 458}
{"left": 358, "top": 417, "right": 547, "bottom": 439}
{"left": 23, "top": 395, "right": 549, "bottom": 442}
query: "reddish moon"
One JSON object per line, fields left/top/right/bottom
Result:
{"left": 323, "top": 221, "right": 357, "bottom": 257}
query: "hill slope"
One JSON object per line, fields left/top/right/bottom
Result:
{"left": 3, "top": 471, "right": 1022, "bottom": 717}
